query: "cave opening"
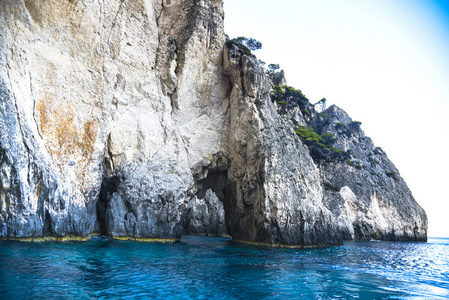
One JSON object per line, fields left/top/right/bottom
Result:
{"left": 43, "top": 210, "right": 52, "bottom": 236}
{"left": 96, "top": 176, "right": 120, "bottom": 236}
{"left": 183, "top": 169, "right": 229, "bottom": 237}
{"left": 195, "top": 169, "right": 227, "bottom": 201}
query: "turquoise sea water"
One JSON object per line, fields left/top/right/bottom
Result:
{"left": 0, "top": 236, "right": 448, "bottom": 299}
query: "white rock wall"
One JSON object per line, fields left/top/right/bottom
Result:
{"left": 0, "top": 0, "right": 230, "bottom": 239}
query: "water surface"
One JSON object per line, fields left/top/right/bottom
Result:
{"left": 0, "top": 236, "right": 448, "bottom": 299}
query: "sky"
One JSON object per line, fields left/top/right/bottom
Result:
{"left": 224, "top": 0, "right": 449, "bottom": 238}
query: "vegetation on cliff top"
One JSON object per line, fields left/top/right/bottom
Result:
{"left": 226, "top": 37, "right": 356, "bottom": 164}
{"left": 270, "top": 85, "right": 349, "bottom": 162}
{"left": 226, "top": 36, "right": 262, "bottom": 57}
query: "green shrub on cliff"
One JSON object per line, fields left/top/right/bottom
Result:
{"left": 296, "top": 125, "right": 324, "bottom": 144}
{"left": 272, "top": 86, "right": 345, "bottom": 161}
{"left": 226, "top": 36, "right": 262, "bottom": 56}
{"left": 331, "top": 147, "right": 343, "bottom": 154}
{"left": 335, "top": 122, "right": 351, "bottom": 136}
{"left": 268, "top": 64, "right": 280, "bottom": 71}
{"left": 303, "top": 109, "right": 312, "bottom": 117}
{"left": 345, "top": 159, "right": 362, "bottom": 169}
{"left": 273, "top": 85, "right": 283, "bottom": 93}
{"left": 271, "top": 85, "right": 310, "bottom": 110}
{"left": 284, "top": 86, "right": 309, "bottom": 107}
{"left": 295, "top": 126, "right": 343, "bottom": 154}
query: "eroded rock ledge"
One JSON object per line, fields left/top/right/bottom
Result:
{"left": 0, "top": 0, "right": 426, "bottom": 246}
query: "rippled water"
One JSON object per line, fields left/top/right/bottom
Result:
{"left": 0, "top": 236, "right": 448, "bottom": 299}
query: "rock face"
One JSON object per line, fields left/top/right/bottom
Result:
{"left": 318, "top": 106, "right": 427, "bottom": 241}
{"left": 0, "top": 0, "right": 426, "bottom": 245}
{"left": 222, "top": 46, "right": 340, "bottom": 246}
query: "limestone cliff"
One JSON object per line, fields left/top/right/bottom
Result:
{"left": 318, "top": 106, "right": 427, "bottom": 241}
{"left": 0, "top": 0, "right": 426, "bottom": 246}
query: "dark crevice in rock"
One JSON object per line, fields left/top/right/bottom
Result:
{"left": 0, "top": 148, "right": 5, "bottom": 165}
{"left": 37, "top": 182, "right": 49, "bottom": 236}
{"left": 96, "top": 176, "right": 120, "bottom": 236}
{"left": 104, "top": 134, "right": 115, "bottom": 177}
{"left": 195, "top": 169, "right": 227, "bottom": 200}
{"left": 184, "top": 168, "right": 228, "bottom": 237}
{"left": 43, "top": 210, "right": 52, "bottom": 236}
{"left": 123, "top": 199, "right": 135, "bottom": 215}
{"left": 222, "top": 171, "right": 266, "bottom": 244}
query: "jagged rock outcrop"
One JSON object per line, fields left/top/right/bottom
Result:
{"left": 271, "top": 91, "right": 427, "bottom": 242}
{"left": 318, "top": 105, "right": 427, "bottom": 241}
{"left": 0, "top": 0, "right": 426, "bottom": 245}
{"left": 223, "top": 45, "right": 340, "bottom": 246}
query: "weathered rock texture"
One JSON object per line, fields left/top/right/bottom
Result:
{"left": 0, "top": 0, "right": 426, "bottom": 246}
{"left": 222, "top": 46, "right": 340, "bottom": 246}
{"left": 318, "top": 106, "right": 427, "bottom": 241}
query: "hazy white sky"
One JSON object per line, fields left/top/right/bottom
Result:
{"left": 224, "top": 0, "right": 449, "bottom": 237}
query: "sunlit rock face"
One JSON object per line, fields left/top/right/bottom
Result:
{"left": 0, "top": 0, "right": 229, "bottom": 240}
{"left": 318, "top": 106, "right": 427, "bottom": 241}
{"left": 0, "top": 0, "right": 426, "bottom": 245}
{"left": 222, "top": 46, "right": 341, "bottom": 246}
